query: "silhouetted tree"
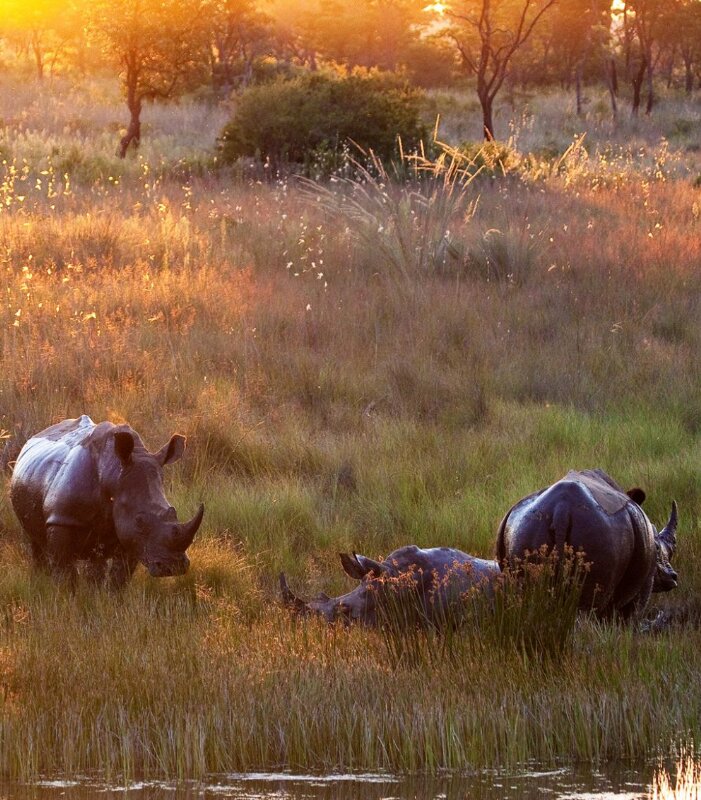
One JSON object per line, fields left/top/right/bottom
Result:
{"left": 91, "top": 0, "right": 211, "bottom": 157}
{"left": 445, "top": 0, "right": 557, "bottom": 139}
{"left": 209, "top": 0, "right": 272, "bottom": 91}
{"left": 2, "top": 0, "right": 82, "bottom": 79}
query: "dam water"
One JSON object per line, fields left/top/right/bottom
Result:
{"left": 1, "top": 759, "right": 698, "bottom": 800}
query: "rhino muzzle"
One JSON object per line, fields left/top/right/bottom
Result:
{"left": 147, "top": 553, "right": 191, "bottom": 578}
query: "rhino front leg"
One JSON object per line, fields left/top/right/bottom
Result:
{"left": 45, "top": 525, "right": 79, "bottom": 587}
{"left": 84, "top": 557, "right": 107, "bottom": 585}
{"left": 108, "top": 552, "right": 138, "bottom": 590}
{"left": 29, "top": 539, "right": 50, "bottom": 573}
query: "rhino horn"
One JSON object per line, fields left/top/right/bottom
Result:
{"left": 171, "top": 503, "right": 204, "bottom": 550}
{"left": 659, "top": 500, "right": 678, "bottom": 550}
{"left": 340, "top": 552, "right": 386, "bottom": 580}
{"left": 279, "top": 573, "right": 308, "bottom": 614}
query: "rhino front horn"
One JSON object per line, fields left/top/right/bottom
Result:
{"left": 279, "top": 573, "right": 308, "bottom": 614}
{"left": 172, "top": 503, "right": 204, "bottom": 549}
{"left": 660, "top": 500, "right": 678, "bottom": 549}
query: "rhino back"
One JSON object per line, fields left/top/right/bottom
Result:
{"left": 386, "top": 545, "right": 499, "bottom": 610}
{"left": 11, "top": 416, "right": 103, "bottom": 532}
{"left": 500, "top": 477, "right": 655, "bottom": 612}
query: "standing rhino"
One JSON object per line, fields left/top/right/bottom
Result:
{"left": 496, "top": 469, "right": 678, "bottom": 621}
{"left": 10, "top": 415, "right": 204, "bottom": 587}
{"left": 280, "top": 545, "right": 499, "bottom": 626}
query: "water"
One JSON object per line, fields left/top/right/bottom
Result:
{"left": 0, "top": 761, "right": 691, "bottom": 800}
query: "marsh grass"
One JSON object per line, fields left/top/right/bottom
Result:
{"left": 653, "top": 751, "right": 701, "bottom": 799}
{"left": 0, "top": 77, "right": 700, "bottom": 779}
{"left": 377, "top": 550, "right": 585, "bottom": 670}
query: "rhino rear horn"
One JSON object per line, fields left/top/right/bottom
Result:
{"left": 279, "top": 573, "right": 308, "bottom": 614}
{"left": 659, "top": 500, "right": 678, "bottom": 551}
{"left": 340, "top": 552, "right": 386, "bottom": 580}
{"left": 171, "top": 503, "right": 204, "bottom": 549}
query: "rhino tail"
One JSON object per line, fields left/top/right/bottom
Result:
{"left": 551, "top": 502, "right": 571, "bottom": 555}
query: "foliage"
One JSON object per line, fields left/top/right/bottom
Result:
{"left": 218, "top": 72, "right": 426, "bottom": 167}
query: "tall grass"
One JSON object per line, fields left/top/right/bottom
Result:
{"left": 0, "top": 77, "right": 699, "bottom": 779}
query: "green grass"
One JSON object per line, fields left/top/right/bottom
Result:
{"left": 0, "top": 75, "right": 700, "bottom": 780}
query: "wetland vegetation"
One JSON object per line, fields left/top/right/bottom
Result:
{"left": 0, "top": 74, "right": 700, "bottom": 783}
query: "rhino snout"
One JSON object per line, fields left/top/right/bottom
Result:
{"left": 146, "top": 553, "right": 190, "bottom": 578}
{"left": 654, "top": 564, "right": 678, "bottom": 593}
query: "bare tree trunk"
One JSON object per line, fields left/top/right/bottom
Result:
{"left": 645, "top": 58, "right": 654, "bottom": 114}
{"left": 117, "top": 100, "right": 142, "bottom": 159}
{"left": 631, "top": 57, "right": 646, "bottom": 116}
{"left": 575, "top": 63, "right": 583, "bottom": 115}
{"left": 684, "top": 56, "right": 694, "bottom": 95}
{"left": 31, "top": 36, "right": 44, "bottom": 81}
{"left": 606, "top": 59, "right": 618, "bottom": 117}
{"left": 480, "top": 93, "right": 495, "bottom": 140}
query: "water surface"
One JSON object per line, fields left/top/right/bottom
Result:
{"left": 0, "top": 762, "right": 679, "bottom": 800}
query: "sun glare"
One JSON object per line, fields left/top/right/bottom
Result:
{"left": 424, "top": 1, "right": 448, "bottom": 14}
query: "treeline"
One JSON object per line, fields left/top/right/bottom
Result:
{"left": 0, "top": 0, "right": 700, "bottom": 142}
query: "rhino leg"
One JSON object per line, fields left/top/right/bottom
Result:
{"left": 107, "top": 552, "right": 138, "bottom": 591}
{"left": 29, "top": 539, "right": 49, "bottom": 572}
{"left": 46, "top": 525, "right": 79, "bottom": 587}
{"left": 84, "top": 557, "right": 107, "bottom": 585}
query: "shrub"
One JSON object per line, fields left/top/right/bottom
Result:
{"left": 218, "top": 72, "right": 426, "bottom": 169}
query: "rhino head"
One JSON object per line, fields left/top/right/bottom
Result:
{"left": 653, "top": 500, "right": 678, "bottom": 593}
{"left": 280, "top": 552, "right": 396, "bottom": 626}
{"left": 110, "top": 430, "right": 204, "bottom": 577}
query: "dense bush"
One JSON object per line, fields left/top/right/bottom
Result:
{"left": 218, "top": 72, "right": 426, "bottom": 168}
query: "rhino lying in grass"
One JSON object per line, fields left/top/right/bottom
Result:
{"left": 11, "top": 415, "right": 204, "bottom": 588}
{"left": 496, "top": 468, "right": 678, "bottom": 622}
{"left": 280, "top": 545, "right": 499, "bottom": 626}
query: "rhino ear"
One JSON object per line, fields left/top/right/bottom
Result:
{"left": 154, "top": 434, "right": 186, "bottom": 466}
{"left": 340, "top": 552, "right": 386, "bottom": 580}
{"left": 626, "top": 487, "right": 646, "bottom": 505}
{"left": 114, "top": 432, "right": 135, "bottom": 466}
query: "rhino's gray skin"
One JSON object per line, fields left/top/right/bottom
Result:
{"left": 495, "top": 469, "right": 678, "bottom": 621}
{"left": 281, "top": 545, "right": 499, "bottom": 626}
{"left": 10, "top": 415, "right": 204, "bottom": 587}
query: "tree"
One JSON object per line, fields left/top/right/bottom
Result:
{"left": 1, "top": 0, "right": 82, "bottom": 80}
{"left": 209, "top": 0, "right": 272, "bottom": 91}
{"left": 617, "top": 0, "right": 671, "bottom": 115}
{"left": 266, "top": 0, "right": 322, "bottom": 69}
{"left": 667, "top": 0, "right": 701, "bottom": 93}
{"left": 546, "top": 0, "right": 611, "bottom": 113}
{"left": 91, "top": 0, "right": 212, "bottom": 158}
{"left": 445, "top": 0, "right": 557, "bottom": 139}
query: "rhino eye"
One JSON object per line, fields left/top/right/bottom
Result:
{"left": 135, "top": 513, "right": 147, "bottom": 532}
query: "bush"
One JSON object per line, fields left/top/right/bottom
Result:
{"left": 218, "top": 72, "right": 426, "bottom": 169}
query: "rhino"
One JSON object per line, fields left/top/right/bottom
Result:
{"left": 280, "top": 545, "right": 499, "bottom": 626}
{"left": 10, "top": 415, "right": 204, "bottom": 588}
{"left": 495, "top": 469, "right": 678, "bottom": 621}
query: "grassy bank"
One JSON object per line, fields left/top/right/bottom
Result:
{"left": 0, "top": 77, "right": 700, "bottom": 778}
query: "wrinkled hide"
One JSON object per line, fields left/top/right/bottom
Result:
{"left": 10, "top": 415, "right": 204, "bottom": 587}
{"left": 495, "top": 469, "right": 678, "bottom": 621}
{"left": 281, "top": 545, "right": 499, "bottom": 626}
